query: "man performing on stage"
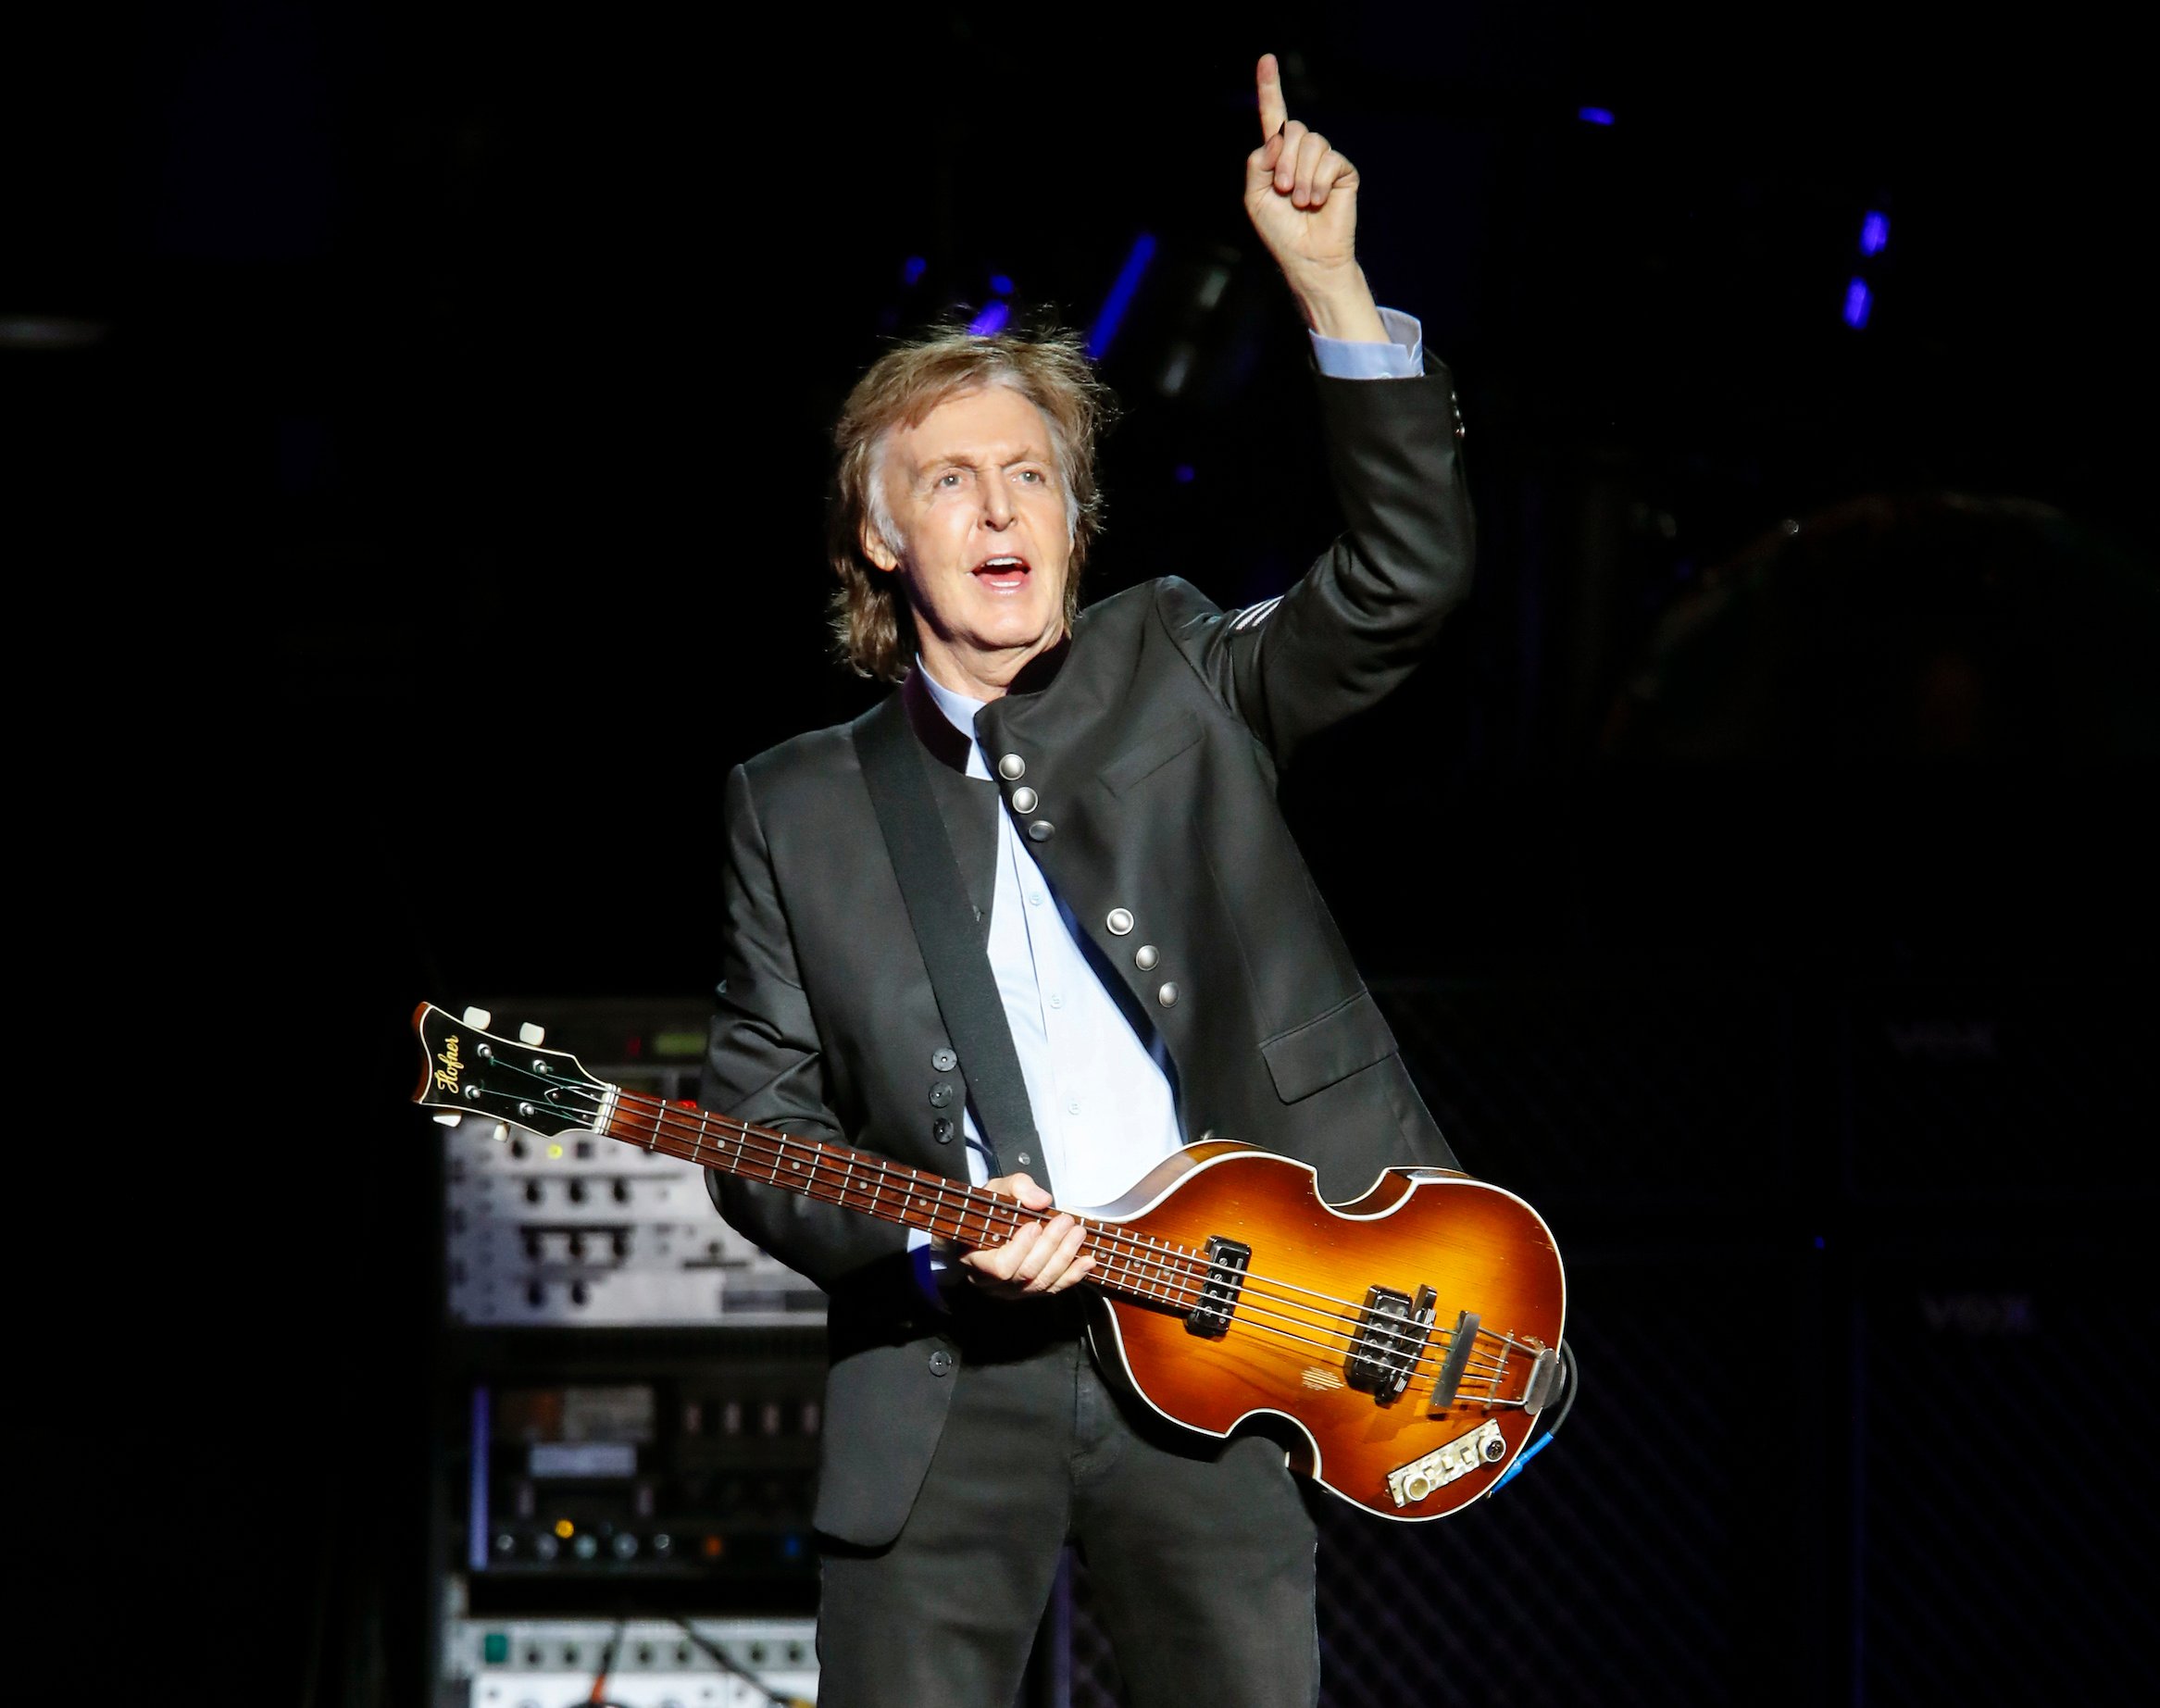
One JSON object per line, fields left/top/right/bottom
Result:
{"left": 703, "top": 54, "right": 1474, "bottom": 1705}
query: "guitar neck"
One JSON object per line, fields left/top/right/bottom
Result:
{"left": 593, "top": 1083, "right": 1201, "bottom": 1312}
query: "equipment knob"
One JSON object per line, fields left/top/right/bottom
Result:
{"left": 461, "top": 1006, "right": 493, "bottom": 1029}
{"left": 1481, "top": 1434, "right": 1507, "bottom": 1463}
{"left": 518, "top": 1022, "right": 546, "bottom": 1044}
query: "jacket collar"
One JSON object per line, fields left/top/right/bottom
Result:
{"left": 900, "top": 635, "right": 1075, "bottom": 774}
{"left": 900, "top": 668, "right": 975, "bottom": 776}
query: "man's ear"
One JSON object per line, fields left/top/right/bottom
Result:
{"left": 860, "top": 518, "right": 901, "bottom": 574}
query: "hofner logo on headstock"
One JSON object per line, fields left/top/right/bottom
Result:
{"left": 434, "top": 1033, "right": 465, "bottom": 1094}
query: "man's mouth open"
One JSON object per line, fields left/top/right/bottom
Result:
{"left": 972, "top": 555, "right": 1032, "bottom": 592}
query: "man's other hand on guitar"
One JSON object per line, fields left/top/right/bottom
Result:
{"left": 957, "top": 1173, "right": 1095, "bottom": 1297}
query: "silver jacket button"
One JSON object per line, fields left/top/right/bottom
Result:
{"left": 1027, "top": 820, "right": 1055, "bottom": 842}
{"left": 1105, "top": 908, "right": 1133, "bottom": 936}
{"left": 1134, "top": 944, "right": 1158, "bottom": 971}
{"left": 1156, "top": 982, "right": 1179, "bottom": 1007}
{"left": 1010, "top": 785, "right": 1039, "bottom": 815}
{"left": 929, "top": 1080, "right": 955, "bottom": 1107}
{"left": 931, "top": 1047, "right": 956, "bottom": 1071}
{"left": 997, "top": 753, "right": 1026, "bottom": 780}
{"left": 928, "top": 1349, "right": 955, "bottom": 1377}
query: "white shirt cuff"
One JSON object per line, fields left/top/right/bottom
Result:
{"left": 1309, "top": 306, "right": 1423, "bottom": 379}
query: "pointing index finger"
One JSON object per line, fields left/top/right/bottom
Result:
{"left": 1256, "top": 52, "right": 1288, "bottom": 140}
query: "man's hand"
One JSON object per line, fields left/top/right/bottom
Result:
{"left": 956, "top": 1171, "right": 1095, "bottom": 1297}
{"left": 1243, "top": 53, "right": 1388, "bottom": 343}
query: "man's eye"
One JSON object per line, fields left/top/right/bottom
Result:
{"left": 1018, "top": 469, "right": 1043, "bottom": 483}
{"left": 937, "top": 473, "right": 961, "bottom": 488}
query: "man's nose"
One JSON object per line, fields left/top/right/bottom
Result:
{"left": 980, "top": 479, "right": 1016, "bottom": 527}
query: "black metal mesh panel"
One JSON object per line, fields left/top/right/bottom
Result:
{"left": 1059, "top": 1255, "right": 1810, "bottom": 1706}
{"left": 1842, "top": 982, "right": 2154, "bottom": 1201}
{"left": 1855, "top": 1255, "right": 2156, "bottom": 1702}
{"left": 1065, "top": 1553, "right": 1128, "bottom": 1707}
{"left": 1374, "top": 982, "right": 1791, "bottom": 1207}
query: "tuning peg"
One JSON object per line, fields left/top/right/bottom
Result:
{"left": 518, "top": 1022, "right": 546, "bottom": 1045}
{"left": 492, "top": 1122, "right": 510, "bottom": 1143}
{"left": 433, "top": 1113, "right": 463, "bottom": 1128}
{"left": 461, "top": 1005, "right": 493, "bottom": 1029}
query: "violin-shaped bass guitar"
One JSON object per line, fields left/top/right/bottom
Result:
{"left": 414, "top": 1001, "right": 1566, "bottom": 1521}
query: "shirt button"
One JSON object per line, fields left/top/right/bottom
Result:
{"left": 1134, "top": 944, "right": 1159, "bottom": 971}
{"left": 928, "top": 1349, "right": 955, "bottom": 1377}
{"left": 1156, "top": 982, "right": 1179, "bottom": 1007}
{"left": 1048, "top": 992, "right": 1063, "bottom": 1009}
{"left": 1010, "top": 786, "right": 1039, "bottom": 814}
{"left": 1067, "top": 1098, "right": 1081, "bottom": 1116}
{"left": 1105, "top": 908, "right": 1134, "bottom": 936}
{"left": 997, "top": 754, "right": 1026, "bottom": 780}
{"left": 1029, "top": 891, "right": 1043, "bottom": 907}
{"left": 931, "top": 1047, "right": 956, "bottom": 1072}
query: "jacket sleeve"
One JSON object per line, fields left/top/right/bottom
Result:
{"left": 1166, "top": 363, "right": 1474, "bottom": 767}
{"left": 702, "top": 761, "right": 907, "bottom": 1292}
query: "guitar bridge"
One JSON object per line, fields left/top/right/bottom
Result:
{"left": 1184, "top": 1237, "right": 1251, "bottom": 1338}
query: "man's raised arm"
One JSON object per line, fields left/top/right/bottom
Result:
{"left": 1172, "top": 54, "right": 1475, "bottom": 765}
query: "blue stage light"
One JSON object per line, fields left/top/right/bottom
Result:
{"left": 1860, "top": 212, "right": 1890, "bottom": 256}
{"left": 1578, "top": 106, "right": 1615, "bottom": 125}
{"left": 1174, "top": 464, "right": 1195, "bottom": 483}
{"left": 990, "top": 273, "right": 1014, "bottom": 296}
{"left": 903, "top": 255, "right": 927, "bottom": 286}
{"left": 1843, "top": 278, "right": 1871, "bottom": 329}
{"left": 968, "top": 301, "right": 1013, "bottom": 337}
{"left": 1087, "top": 232, "right": 1158, "bottom": 361}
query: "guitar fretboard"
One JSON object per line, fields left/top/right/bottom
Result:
{"left": 597, "top": 1086, "right": 1207, "bottom": 1311}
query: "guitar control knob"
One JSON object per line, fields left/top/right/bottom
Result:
{"left": 1405, "top": 1475, "right": 1432, "bottom": 1500}
{"left": 518, "top": 1022, "right": 546, "bottom": 1044}
{"left": 1482, "top": 1435, "right": 1507, "bottom": 1463}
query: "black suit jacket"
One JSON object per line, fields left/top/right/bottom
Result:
{"left": 704, "top": 363, "right": 1474, "bottom": 1545}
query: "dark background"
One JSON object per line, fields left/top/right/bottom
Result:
{"left": 8, "top": 2, "right": 2154, "bottom": 1702}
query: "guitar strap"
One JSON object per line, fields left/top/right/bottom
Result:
{"left": 854, "top": 701, "right": 1051, "bottom": 1198}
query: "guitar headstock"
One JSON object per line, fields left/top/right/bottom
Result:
{"left": 411, "top": 1003, "right": 613, "bottom": 1140}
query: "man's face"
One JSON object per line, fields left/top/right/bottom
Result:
{"left": 865, "top": 384, "right": 1072, "bottom": 682}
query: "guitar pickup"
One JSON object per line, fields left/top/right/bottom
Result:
{"left": 1184, "top": 1237, "right": 1251, "bottom": 1338}
{"left": 1345, "top": 1285, "right": 1428, "bottom": 1403}
{"left": 1428, "top": 1310, "right": 1482, "bottom": 1414}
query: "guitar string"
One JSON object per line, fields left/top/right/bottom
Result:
{"left": 458, "top": 1065, "right": 1518, "bottom": 1389}
{"left": 593, "top": 1082, "right": 1516, "bottom": 1384}
{"left": 447, "top": 1060, "right": 1521, "bottom": 1385}
{"left": 462, "top": 1067, "right": 1513, "bottom": 1390}
{"left": 575, "top": 1072, "right": 1532, "bottom": 1373}
{"left": 614, "top": 1101, "right": 1515, "bottom": 1391}
{"left": 505, "top": 1091, "right": 1515, "bottom": 1400}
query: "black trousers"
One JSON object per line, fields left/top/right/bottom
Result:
{"left": 815, "top": 1301, "right": 1319, "bottom": 1708}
